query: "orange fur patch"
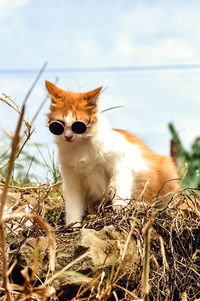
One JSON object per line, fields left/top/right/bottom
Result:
{"left": 46, "top": 80, "right": 102, "bottom": 124}
{"left": 113, "top": 129, "right": 179, "bottom": 201}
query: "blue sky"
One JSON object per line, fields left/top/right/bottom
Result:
{"left": 1, "top": 0, "right": 200, "bottom": 180}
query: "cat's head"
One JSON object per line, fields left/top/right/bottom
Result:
{"left": 45, "top": 81, "right": 102, "bottom": 143}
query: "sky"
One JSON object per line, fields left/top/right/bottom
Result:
{"left": 0, "top": 0, "right": 200, "bottom": 181}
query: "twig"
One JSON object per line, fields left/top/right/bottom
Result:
{"left": 0, "top": 125, "right": 13, "bottom": 139}
{"left": 113, "top": 290, "right": 119, "bottom": 301}
{"left": 114, "top": 284, "right": 141, "bottom": 299}
{"left": 156, "top": 178, "right": 180, "bottom": 197}
{"left": 177, "top": 260, "right": 200, "bottom": 278}
{"left": 0, "top": 94, "right": 30, "bottom": 130}
{"left": 121, "top": 222, "right": 135, "bottom": 261}
{"left": 23, "top": 62, "right": 47, "bottom": 106}
{"left": 142, "top": 220, "right": 152, "bottom": 298}
{"left": 30, "top": 93, "right": 49, "bottom": 125}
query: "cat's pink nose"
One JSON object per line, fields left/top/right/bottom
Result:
{"left": 65, "top": 135, "right": 73, "bottom": 141}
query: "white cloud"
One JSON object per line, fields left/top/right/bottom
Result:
{"left": 119, "top": 4, "right": 166, "bottom": 39}
{"left": 115, "top": 37, "right": 198, "bottom": 65}
{"left": 141, "top": 39, "right": 196, "bottom": 64}
{"left": 74, "top": 39, "right": 101, "bottom": 66}
{"left": 0, "top": 0, "right": 29, "bottom": 9}
{"left": 0, "top": 0, "right": 29, "bottom": 20}
{"left": 111, "top": 2, "right": 200, "bottom": 66}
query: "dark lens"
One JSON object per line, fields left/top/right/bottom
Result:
{"left": 49, "top": 122, "right": 64, "bottom": 135}
{"left": 71, "top": 121, "right": 87, "bottom": 134}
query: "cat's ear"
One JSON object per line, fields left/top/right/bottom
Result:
{"left": 86, "top": 87, "right": 102, "bottom": 106}
{"left": 45, "top": 80, "right": 63, "bottom": 98}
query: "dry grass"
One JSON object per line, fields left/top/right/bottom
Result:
{"left": 1, "top": 186, "right": 200, "bottom": 300}
{"left": 0, "top": 71, "right": 200, "bottom": 300}
{"left": 0, "top": 63, "right": 57, "bottom": 300}
{"left": 77, "top": 190, "right": 200, "bottom": 300}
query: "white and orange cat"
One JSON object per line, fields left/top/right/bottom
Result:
{"left": 45, "top": 81, "right": 178, "bottom": 226}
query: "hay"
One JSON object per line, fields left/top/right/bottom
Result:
{"left": 1, "top": 186, "right": 200, "bottom": 300}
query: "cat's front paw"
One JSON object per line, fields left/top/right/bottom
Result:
{"left": 112, "top": 198, "right": 131, "bottom": 211}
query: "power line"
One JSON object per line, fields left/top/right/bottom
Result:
{"left": 0, "top": 64, "right": 200, "bottom": 74}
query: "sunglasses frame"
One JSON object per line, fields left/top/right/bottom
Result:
{"left": 47, "top": 118, "right": 91, "bottom": 135}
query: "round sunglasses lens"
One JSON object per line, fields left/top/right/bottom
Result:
{"left": 71, "top": 121, "right": 87, "bottom": 134}
{"left": 49, "top": 122, "right": 64, "bottom": 135}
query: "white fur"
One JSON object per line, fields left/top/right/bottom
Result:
{"left": 64, "top": 111, "right": 74, "bottom": 125}
{"left": 55, "top": 113, "right": 149, "bottom": 226}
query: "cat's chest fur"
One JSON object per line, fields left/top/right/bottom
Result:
{"left": 57, "top": 136, "right": 114, "bottom": 174}
{"left": 56, "top": 132, "right": 117, "bottom": 200}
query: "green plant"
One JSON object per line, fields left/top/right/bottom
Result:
{"left": 0, "top": 142, "right": 45, "bottom": 186}
{"left": 168, "top": 122, "right": 200, "bottom": 188}
{"left": 35, "top": 143, "right": 61, "bottom": 184}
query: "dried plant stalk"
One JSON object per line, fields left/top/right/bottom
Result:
{"left": 0, "top": 104, "right": 25, "bottom": 300}
{"left": 0, "top": 62, "right": 47, "bottom": 299}
{"left": 142, "top": 220, "right": 152, "bottom": 298}
{"left": 3, "top": 213, "right": 56, "bottom": 272}
{"left": 0, "top": 62, "right": 48, "bottom": 171}
{"left": 0, "top": 104, "right": 25, "bottom": 218}
{"left": 0, "top": 94, "right": 30, "bottom": 130}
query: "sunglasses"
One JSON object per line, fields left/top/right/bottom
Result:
{"left": 48, "top": 119, "right": 90, "bottom": 135}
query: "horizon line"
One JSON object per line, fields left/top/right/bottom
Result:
{"left": 1, "top": 64, "right": 200, "bottom": 74}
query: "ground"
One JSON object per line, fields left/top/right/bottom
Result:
{"left": 1, "top": 184, "right": 200, "bottom": 300}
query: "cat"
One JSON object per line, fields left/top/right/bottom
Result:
{"left": 45, "top": 80, "right": 179, "bottom": 226}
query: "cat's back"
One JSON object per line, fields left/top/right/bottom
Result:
{"left": 112, "top": 128, "right": 179, "bottom": 198}
{"left": 113, "top": 128, "right": 152, "bottom": 152}
{"left": 113, "top": 128, "right": 173, "bottom": 165}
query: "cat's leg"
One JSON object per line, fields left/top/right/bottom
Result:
{"left": 62, "top": 175, "right": 85, "bottom": 227}
{"left": 110, "top": 163, "right": 133, "bottom": 210}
